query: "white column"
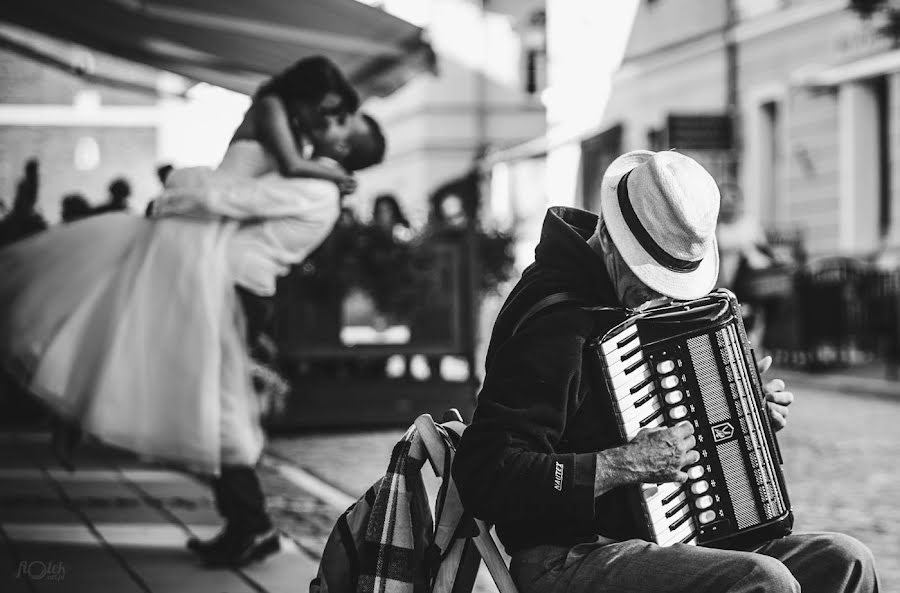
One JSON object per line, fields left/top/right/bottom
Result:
{"left": 883, "top": 72, "right": 900, "bottom": 255}
{"left": 838, "top": 81, "right": 881, "bottom": 254}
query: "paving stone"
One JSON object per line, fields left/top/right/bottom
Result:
{"left": 115, "top": 546, "right": 256, "bottom": 593}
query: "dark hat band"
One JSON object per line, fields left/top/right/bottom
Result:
{"left": 617, "top": 170, "right": 702, "bottom": 273}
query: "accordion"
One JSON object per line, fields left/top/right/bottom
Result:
{"left": 587, "top": 289, "right": 793, "bottom": 550}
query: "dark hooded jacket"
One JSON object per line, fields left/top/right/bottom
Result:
{"left": 452, "top": 206, "right": 643, "bottom": 553}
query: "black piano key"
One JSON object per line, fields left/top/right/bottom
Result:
{"left": 620, "top": 344, "right": 641, "bottom": 362}
{"left": 669, "top": 511, "right": 693, "bottom": 531}
{"left": 616, "top": 330, "right": 639, "bottom": 349}
{"left": 681, "top": 531, "right": 698, "bottom": 544}
{"left": 634, "top": 390, "right": 656, "bottom": 408}
{"left": 662, "top": 489, "right": 681, "bottom": 506}
{"left": 639, "top": 407, "right": 664, "bottom": 427}
{"left": 624, "top": 357, "right": 644, "bottom": 374}
{"left": 630, "top": 375, "right": 655, "bottom": 394}
{"left": 664, "top": 499, "right": 689, "bottom": 519}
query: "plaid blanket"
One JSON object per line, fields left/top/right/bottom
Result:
{"left": 358, "top": 425, "right": 432, "bottom": 593}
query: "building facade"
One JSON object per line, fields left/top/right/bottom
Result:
{"left": 0, "top": 24, "right": 250, "bottom": 223}
{"left": 488, "top": 0, "right": 900, "bottom": 263}
{"left": 355, "top": 0, "right": 547, "bottom": 227}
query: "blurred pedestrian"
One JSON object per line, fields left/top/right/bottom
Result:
{"left": 60, "top": 193, "right": 92, "bottom": 223}
{"left": 715, "top": 182, "right": 781, "bottom": 346}
{"left": 372, "top": 193, "right": 412, "bottom": 242}
{"left": 156, "top": 163, "right": 174, "bottom": 187}
{"left": 91, "top": 177, "right": 132, "bottom": 215}
{"left": 0, "top": 159, "right": 48, "bottom": 247}
{"left": 0, "top": 55, "right": 385, "bottom": 568}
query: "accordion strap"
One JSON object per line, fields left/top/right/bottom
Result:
{"left": 510, "top": 292, "right": 582, "bottom": 336}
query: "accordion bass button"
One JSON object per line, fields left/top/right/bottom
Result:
{"left": 687, "top": 465, "right": 704, "bottom": 480}
{"left": 656, "top": 360, "right": 676, "bottom": 374}
{"left": 660, "top": 376, "right": 679, "bottom": 389}
{"left": 669, "top": 405, "right": 688, "bottom": 420}
{"left": 664, "top": 390, "right": 683, "bottom": 404}
{"left": 698, "top": 510, "right": 716, "bottom": 524}
{"left": 695, "top": 495, "right": 713, "bottom": 509}
{"left": 691, "top": 480, "right": 709, "bottom": 495}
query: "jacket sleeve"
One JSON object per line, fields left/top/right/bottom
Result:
{"left": 452, "top": 308, "right": 597, "bottom": 525}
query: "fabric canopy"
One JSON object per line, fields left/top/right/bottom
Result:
{"left": 0, "top": 0, "right": 436, "bottom": 98}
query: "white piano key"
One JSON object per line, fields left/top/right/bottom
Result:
{"left": 664, "top": 497, "right": 693, "bottom": 527}
{"left": 621, "top": 406, "right": 667, "bottom": 436}
{"left": 620, "top": 406, "right": 664, "bottom": 436}
{"left": 604, "top": 350, "right": 646, "bottom": 382}
{"left": 609, "top": 364, "right": 650, "bottom": 391}
{"left": 659, "top": 515, "right": 698, "bottom": 547}
{"left": 646, "top": 492, "right": 688, "bottom": 525}
{"left": 599, "top": 324, "right": 638, "bottom": 354}
{"left": 617, "top": 394, "right": 661, "bottom": 423}
{"left": 642, "top": 485, "right": 682, "bottom": 520}
{"left": 651, "top": 514, "right": 694, "bottom": 547}
{"left": 613, "top": 382, "right": 654, "bottom": 407}
{"left": 643, "top": 483, "right": 684, "bottom": 513}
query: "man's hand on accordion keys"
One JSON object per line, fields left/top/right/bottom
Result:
{"left": 757, "top": 355, "right": 794, "bottom": 432}
{"left": 627, "top": 421, "right": 701, "bottom": 484}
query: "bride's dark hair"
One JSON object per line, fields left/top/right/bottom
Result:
{"left": 256, "top": 55, "right": 360, "bottom": 114}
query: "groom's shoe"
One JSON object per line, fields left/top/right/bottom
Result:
{"left": 199, "top": 527, "right": 281, "bottom": 567}
{"left": 186, "top": 528, "right": 230, "bottom": 555}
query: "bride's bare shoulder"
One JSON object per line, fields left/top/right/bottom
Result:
{"left": 229, "top": 101, "right": 260, "bottom": 144}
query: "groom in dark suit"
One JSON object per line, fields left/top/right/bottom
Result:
{"left": 152, "top": 112, "right": 386, "bottom": 567}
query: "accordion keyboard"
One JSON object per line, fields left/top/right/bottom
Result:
{"left": 599, "top": 322, "right": 700, "bottom": 546}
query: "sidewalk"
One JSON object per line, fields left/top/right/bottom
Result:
{"left": 0, "top": 432, "right": 319, "bottom": 593}
{"left": 773, "top": 363, "right": 899, "bottom": 400}
{"left": 2, "top": 368, "right": 897, "bottom": 593}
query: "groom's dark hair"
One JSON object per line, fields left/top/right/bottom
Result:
{"left": 344, "top": 113, "right": 386, "bottom": 172}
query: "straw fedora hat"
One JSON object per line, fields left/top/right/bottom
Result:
{"left": 598, "top": 150, "right": 720, "bottom": 301}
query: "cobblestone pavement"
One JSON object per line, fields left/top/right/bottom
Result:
{"left": 267, "top": 381, "right": 900, "bottom": 592}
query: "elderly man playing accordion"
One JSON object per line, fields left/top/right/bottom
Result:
{"left": 453, "top": 150, "right": 879, "bottom": 593}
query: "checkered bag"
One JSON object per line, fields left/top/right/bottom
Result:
{"left": 310, "top": 426, "right": 437, "bottom": 593}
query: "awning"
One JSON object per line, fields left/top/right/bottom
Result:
{"left": 0, "top": 0, "right": 436, "bottom": 98}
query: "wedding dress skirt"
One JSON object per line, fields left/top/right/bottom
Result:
{"left": 0, "top": 142, "right": 296, "bottom": 474}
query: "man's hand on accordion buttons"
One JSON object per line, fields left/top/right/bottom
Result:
{"left": 628, "top": 421, "right": 701, "bottom": 484}
{"left": 757, "top": 355, "right": 793, "bottom": 432}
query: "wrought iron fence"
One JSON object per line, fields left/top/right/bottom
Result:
{"left": 761, "top": 257, "right": 900, "bottom": 376}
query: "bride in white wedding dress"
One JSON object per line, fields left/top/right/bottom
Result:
{"left": 0, "top": 56, "right": 384, "bottom": 474}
